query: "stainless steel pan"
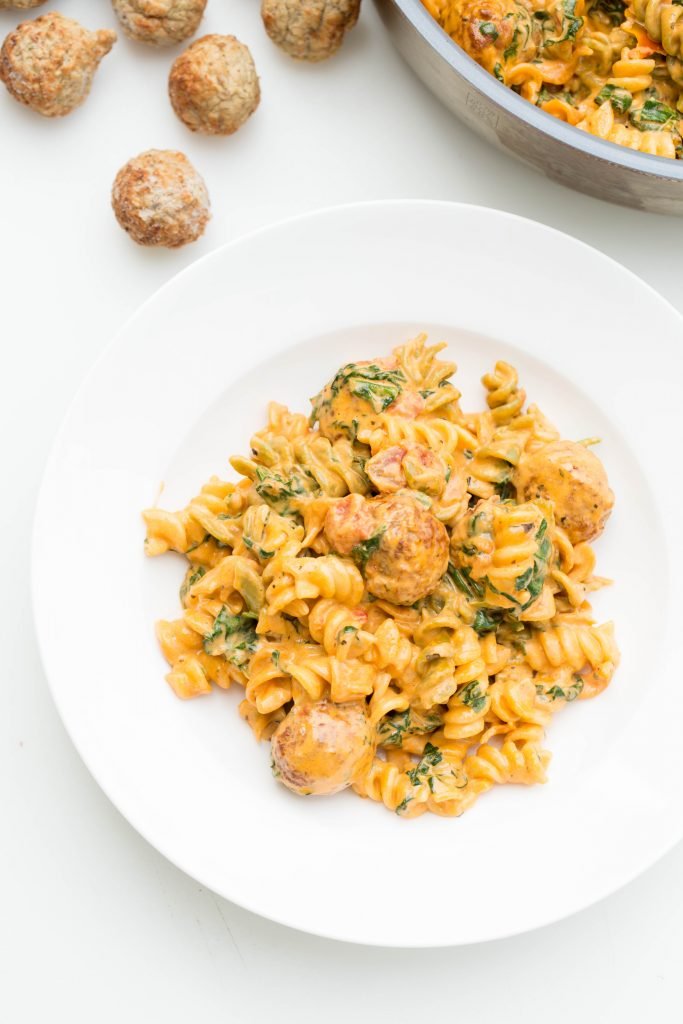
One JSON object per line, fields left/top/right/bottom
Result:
{"left": 376, "top": 0, "right": 683, "bottom": 214}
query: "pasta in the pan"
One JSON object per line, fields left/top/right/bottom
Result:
{"left": 144, "top": 334, "right": 618, "bottom": 818}
{"left": 423, "top": 0, "right": 683, "bottom": 159}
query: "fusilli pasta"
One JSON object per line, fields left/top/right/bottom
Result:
{"left": 144, "top": 334, "right": 618, "bottom": 818}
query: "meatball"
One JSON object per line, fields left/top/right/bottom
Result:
{"left": 111, "top": 149, "right": 210, "bottom": 248}
{"left": 514, "top": 440, "right": 614, "bottom": 544}
{"left": 111, "top": 0, "right": 206, "bottom": 47}
{"left": 0, "top": 2, "right": 46, "bottom": 9}
{"left": 448, "top": 0, "right": 531, "bottom": 76}
{"left": 0, "top": 13, "right": 116, "bottom": 118}
{"left": 312, "top": 358, "right": 424, "bottom": 443}
{"left": 271, "top": 700, "right": 374, "bottom": 796}
{"left": 325, "top": 492, "right": 449, "bottom": 605}
{"left": 363, "top": 494, "right": 449, "bottom": 605}
{"left": 261, "top": 0, "right": 360, "bottom": 61}
{"left": 169, "top": 35, "right": 260, "bottom": 136}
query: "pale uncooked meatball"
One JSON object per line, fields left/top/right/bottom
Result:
{"left": 311, "top": 358, "right": 423, "bottom": 443}
{"left": 111, "top": 0, "right": 206, "bottom": 46}
{"left": 169, "top": 34, "right": 260, "bottom": 135}
{"left": 261, "top": 0, "right": 360, "bottom": 61}
{"left": 0, "top": 2, "right": 47, "bottom": 9}
{"left": 271, "top": 701, "right": 374, "bottom": 796}
{"left": 111, "top": 150, "right": 210, "bottom": 248}
{"left": 514, "top": 440, "right": 614, "bottom": 543}
{"left": 0, "top": 13, "right": 116, "bottom": 117}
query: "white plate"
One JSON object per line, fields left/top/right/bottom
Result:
{"left": 33, "top": 201, "right": 683, "bottom": 947}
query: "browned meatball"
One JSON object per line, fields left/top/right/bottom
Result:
{"left": 0, "top": 2, "right": 47, "bottom": 9}
{"left": 514, "top": 440, "right": 614, "bottom": 543}
{"left": 365, "top": 493, "right": 449, "bottom": 604}
{"left": 111, "top": 149, "right": 210, "bottom": 248}
{"left": 0, "top": 13, "right": 116, "bottom": 118}
{"left": 271, "top": 700, "right": 374, "bottom": 796}
{"left": 311, "top": 358, "right": 423, "bottom": 443}
{"left": 112, "top": 0, "right": 206, "bottom": 47}
{"left": 261, "top": 0, "right": 360, "bottom": 61}
{"left": 169, "top": 35, "right": 260, "bottom": 135}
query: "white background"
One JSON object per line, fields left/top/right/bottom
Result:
{"left": 1, "top": 1, "right": 681, "bottom": 1021}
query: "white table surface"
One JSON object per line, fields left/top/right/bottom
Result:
{"left": 2, "top": 1, "right": 681, "bottom": 1020}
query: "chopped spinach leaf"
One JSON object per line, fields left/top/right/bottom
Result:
{"left": 406, "top": 742, "right": 443, "bottom": 785}
{"left": 630, "top": 99, "right": 677, "bottom": 131}
{"left": 351, "top": 527, "right": 386, "bottom": 570}
{"left": 590, "top": 0, "right": 626, "bottom": 23}
{"left": 472, "top": 608, "right": 501, "bottom": 634}
{"left": 459, "top": 681, "right": 487, "bottom": 713}
{"left": 448, "top": 564, "right": 486, "bottom": 600}
{"left": 595, "top": 83, "right": 632, "bottom": 114}
{"left": 243, "top": 535, "right": 275, "bottom": 560}
{"left": 180, "top": 565, "right": 206, "bottom": 602}
{"left": 328, "top": 363, "right": 406, "bottom": 414}
{"left": 203, "top": 607, "right": 258, "bottom": 666}
{"left": 478, "top": 20, "right": 499, "bottom": 39}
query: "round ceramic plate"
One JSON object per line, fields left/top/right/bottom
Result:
{"left": 33, "top": 201, "right": 683, "bottom": 947}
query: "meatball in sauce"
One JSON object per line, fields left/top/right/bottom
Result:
{"left": 271, "top": 700, "right": 374, "bottom": 796}
{"left": 514, "top": 440, "right": 614, "bottom": 543}
{"left": 325, "top": 492, "right": 449, "bottom": 606}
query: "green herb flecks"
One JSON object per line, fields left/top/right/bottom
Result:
{"left": 185, "top": 534, "right": 210, "bottom": 554}
{"left": 495, "top": 479, "right": 515, "bottom": 501}
{"left": 331, "top": 418, "right": 360, "bottom": 443}
{"left": 544, "top": 0, "right": 583, "bottom": 46}
{"left": 328, "top": 363, "right": 407, "bottom": 414}
{"left": 537, "top": 674, "right": 583, "bottom": 702}
{"left": 203, "top": 607, "right": 258, "bottom": 668}
{"left": 395, "top": 795, "right": 413, "bottom": 815}
{"left": 472, "top": 608, "right": 502, "bottom": 635}
{"left": 352, "top": 527, "right": 386, "bottom": 571}
{"left": 243, "top": 535, "right": 275, "bottom": 560}
{"left": 254, "top": 466, "right": 316, "bottom": 515}
{"left": 406, "top": 742, "right": 443, "bottom": 786}
{"left": 478, "top": 20, "right": 499, "bottom": 39}
{"left": 468, "top": 511, "right": 485, "bottom": 536}
{"left": 483, "top": 575, "right": 522, "bottom": 607}
{"left": 590, "top": 0, "right": 626, "bottom": 24}
{"left": 448, "top": 564, "right": 486, "bottom": 600}
{"left": 459, "top": 681, "right": 487, "bottom": 713}
{"left": 629, "top": 99, "right": 677, "bottom": 132}
{"left": 595, "top": 83, "right": 632, "bottom": 114}
{"left": 504, "top": 27, "right": 521, "bottom": 60}
{"left": 180, "top": 565, "right": 206, "bottom": 603}
{"left": 377, "top": 708, "right": 444, "bottom": 748}
{"left": 516, "top": 518, "right": 551, "bottom": 610}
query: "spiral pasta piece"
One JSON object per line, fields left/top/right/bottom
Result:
{"left": 281, "top": 555, "right": 364, "bottom": 605}
{"left": 353, "top": 758, "right": 429, "bottom": 817}
{"left": 482, "top": 361, "right": 526, "bottom": 424}
{"left": 525, "top": 621, "right": 618, "bottom": 680}
{"left": 465, "top": 740, "right": 552, "bottom": 786}
{"left": 632, "top": 0, "right": 683, "bottom": 58}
